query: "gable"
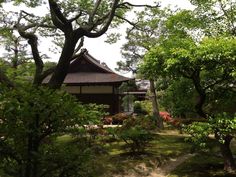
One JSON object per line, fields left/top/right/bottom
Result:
{"left": 68, "top": 56, "right": 107, "bottom": 73}
{"left": 68, "top": 49, "right": 113, "bottom": 73}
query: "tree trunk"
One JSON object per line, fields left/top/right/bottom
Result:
{"left": 48, "top": 33, "right": 79, "bottom": 89}
{"left": 216, "top": 134, "right": 236, "bottom": 172}
{"left": 149, "top": 79, "right": 164, "bottom": 129}
{"left": 191, "top": 70, "right": 207, "bottom": 118}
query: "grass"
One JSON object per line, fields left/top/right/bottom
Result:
{"left": 101, "top": 130, "right": 192, "bottom": 176}
{"left": 55, "top": 128, "right": 236, "bottom": 177}
{"left": 169, "top": 138, "right": 236, "bottom": 177}
{"left": 169, "top": 154, "right": 235, "bottom": 177}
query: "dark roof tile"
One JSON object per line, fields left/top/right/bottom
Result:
{"left": 43, "top": 49, "right": 133, "bottom": 84}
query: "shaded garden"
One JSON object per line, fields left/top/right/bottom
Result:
{"left": 0, "top": 0, "right": 236, "bottom": 177}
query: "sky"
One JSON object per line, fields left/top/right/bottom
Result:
{"left": 1, "top": 0, "right": 194, "bottom": 77}
{"left": 84, "top": 0, "right": 194, "bottom": 77}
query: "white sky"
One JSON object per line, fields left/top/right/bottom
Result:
{"left": 1, "top": 0, "right": 194, "bottom": 77}
{"left": 84, "top": 0, "right": 194, "bottom": 77}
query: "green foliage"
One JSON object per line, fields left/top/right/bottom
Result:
{"left": 133, "top": 101, "right": 147, "bottom": 115}
{"left": 12, "top": 0, "right": 42, "bottom": 7}
{"left": 0, "top": 85, "right": 106, "bottom": 177}
{"left": 116, "top": 116, "right": 155, "bottom": 153}
{"left": 165, "top": 10, "right": 204, "bottom": 41}
{"left": 119, "top": 80, "right": 137, "bottom": 113}
{"left": 210, "top": 113, "right": 236, "bottom": 143}
{"left": 31, "top": 139, "right": 101, "bottom": 177}
{"left": 121, "top": 94, "right": 135, "bottom": 112}
{"left": 190, "top": 0, "right": 236, "bottom": 36}
{"left": 184, "top": 122, "right": 212, "bottom": 148}
{"left": 133, "top": 101, "right": 152, "bottom": 115}
{"left": 116, "top": 7, "right": 173, "bottom": 73}
{"left": 119, "top": 80, "right": 137, "bottom": 93}
{"left": 139, "top": 46, "right": 167, "bottom": 79}
{"left": 184, "top": 113, "right": 236, "bottom": 149}
{"left": 141, "top": 37, "right": 236, "bottom": 116}
{"left": 159, "top": 77, "right": 196, "bottom": 117}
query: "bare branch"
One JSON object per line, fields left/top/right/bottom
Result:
{"left": 17, "top": 29, "right": 44, "bottom": 85}
{"left": 82, "top": 0, "right": 119, "bottom": 38}
{"left": 73, "top": 37, "right": 84, "bottom": 56}
{"left": 118, "top": 2, "right": 160, "bottom": 9}
{"left": 16, "top": 11, "right": 55, "bottom": 31}
{"left": 115, "top": 14, "right": 140, "bottom": 28}
{"left": 89, "top": 0, "right": 102, "bottom": 23}
{"left": 38, "top": 66, "right": 56, "bottom": 84}
{"left": 48, "top": 0, "right": 72, "bottom": 33}
{"left": 48, "top": 0, "right": 68, "bottom": 24}
{"left": 68, "top": 11, "right": 83, "bottom": 23}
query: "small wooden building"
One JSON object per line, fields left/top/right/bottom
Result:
{"left": 44, "top": 49, "right": 133, "bottom": 114}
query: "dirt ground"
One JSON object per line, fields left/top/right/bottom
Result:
{"left": 113, "top": 153, "right": 195, "bottom": 177}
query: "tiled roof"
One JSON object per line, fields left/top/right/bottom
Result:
{"left": 43, "top": 49, "right": 133, "bottom": 84}
{"left": 43, "top": 72, "right": 131, "bottom": 84}
{"left": 82, "top": 51, "right": 114, "bottom": 73}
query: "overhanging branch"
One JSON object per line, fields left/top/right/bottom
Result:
{"left": 89, "top": 0, "right": 102, "bottom": 23}
{"left": 118, "top": 2, "right": 160, "bottom": 9}
{"left": 82, "top": 0, "right": 119, "bottom": 38}
{"left": 48, "top": 0, "right": 72, "bottom": 33}
{"left": 17, "top": 29, "right": 44, "bottom": 85}
{"left": 115, "top": 14, "right": 140, "bottom": 28}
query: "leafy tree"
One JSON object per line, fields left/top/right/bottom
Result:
{"left": 0, "top": 0, "right": 159, "bottom": 88}
{"left": 0, "top": 85, "right": 106, "bottom": 177}
{"left": 140, "top": 2, "right": 236, "bottom": 170}
{"left": 0, "top": 2, "right": 160, "bottom": 176}
{"left": 119, "top": 80, "right": 137, "bottom": 112}
{"left": 159, "top": 77, "right": 196, "bottom": 118}
{"left": 185, "top": 113, "right": 236, "bottom": 172}
{"left": 190, "top": 0, "right": 236, "bottom": 36}
{"left": 116, "top": 7, "right": 174, "bottom": 129}
{"left": 140, "top": 37, "right": 236, "bottom": 171}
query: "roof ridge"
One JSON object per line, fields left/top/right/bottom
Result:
{"left": 83, "top": 51, "right": 114, "bottom": 73}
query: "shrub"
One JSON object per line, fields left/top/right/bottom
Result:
{"left": 184, "top": 113, "right": 236, "bottom": 149}
{"left": 112, "top": 112, "right": 131, "bottom": 124}
{"left": 133, "top": 101, "right": 148, "bottom": 115}
{"left": 116, "top": 116, "right": 155, "bottom": 153}
{"left": 0, "top": 85, "right": 106, "bottom": 177}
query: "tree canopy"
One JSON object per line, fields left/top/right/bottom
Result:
{"left": 137, "top": 0, "right": 236, "bottom": 171}
{"left": 0, "top": 0, "right": 159, "bottom": 88}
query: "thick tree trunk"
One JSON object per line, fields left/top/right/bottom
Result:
{"left": 216, "top": 134, "right": 236, "bottom": 172}
{"left": 48, "top": 34, "right": 79, "bottom": 89}
{"left": 195, "top": 92, "right": 207, "bottom": 118}
{"left": 191, "top": 70, "right": 207, "bottom": 118}
{"left": 149, "top": 79, "right": 164, "bottom": 129}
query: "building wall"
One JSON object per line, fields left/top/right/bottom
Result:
{"left": 63, "top": 85, "right": 120, "bottom": 115}
{"left": 75, "top": 94, "right": 120, "bottom": 115}
{"left": 63, "top": 86, "right": 113, "bottom": 94}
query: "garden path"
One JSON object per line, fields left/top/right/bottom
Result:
{"left": 149, "top": 153, "right": 195, "bottom": 177}
{"left": 113, "top": 153, "right": 195, "bottom": 177}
